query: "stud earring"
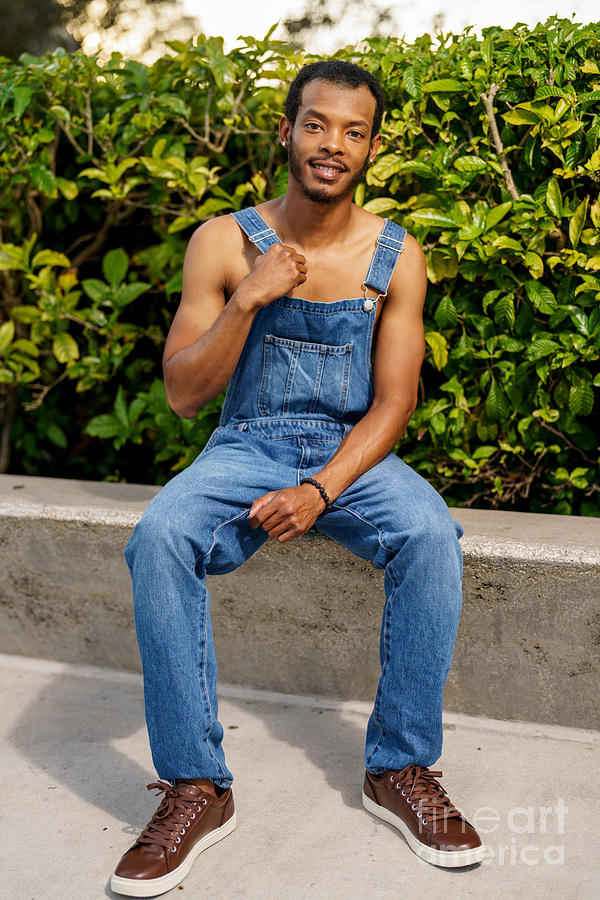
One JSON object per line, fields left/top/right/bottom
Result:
{"left": 281, "top": 141, "right": 287, "bottom": 148}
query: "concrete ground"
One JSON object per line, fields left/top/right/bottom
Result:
{"left": 1, "top": 654, "right": 598, "bottom": 900}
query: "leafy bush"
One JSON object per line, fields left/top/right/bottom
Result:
{"left": 0, "top": 17, "right": 598, "bottom": 514}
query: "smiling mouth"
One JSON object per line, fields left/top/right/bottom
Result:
{"left": 309, "top": 160, "right": 347, "bottom": 179}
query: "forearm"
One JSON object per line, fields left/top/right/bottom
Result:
{"left": 164, "top": 291, "right": 259, "bottom": 418}
{"left": 314, "top": 400, "right": 415, "bottom": 502}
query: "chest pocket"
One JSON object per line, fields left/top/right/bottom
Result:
{"left": 258, "top": 333, "right": 353, "bottom": 419}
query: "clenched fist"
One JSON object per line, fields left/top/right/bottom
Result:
{"left": 236, "top": 243, "right": 307, "bottom": 311}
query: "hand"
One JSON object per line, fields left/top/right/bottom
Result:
{"left": 235, "top": 243, "right": 307, "bottom": 311}
{"left": 248, "top": 484, "right": 326, "bottom": 543}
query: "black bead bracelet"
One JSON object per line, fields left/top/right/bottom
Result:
{"left": 300, "top": 476, "right": 332, "bottom": 511}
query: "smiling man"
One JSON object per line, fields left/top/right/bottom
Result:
{"left": 110, "top": 60, "right": 484, "bottom": 897}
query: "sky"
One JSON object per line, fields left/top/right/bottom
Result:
{"left": 182, "top": 0, "right": 599, "bottom": 53}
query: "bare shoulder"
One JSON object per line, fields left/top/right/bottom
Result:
{"left": 386, "top": 230, "right": 427, "bottom": 310}
{"left": 186, "top": 213, "right": 245, "bottom": 257}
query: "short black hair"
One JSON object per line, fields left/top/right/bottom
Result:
{"left": 284, "top": 60, "right": 385, "bottom": 139}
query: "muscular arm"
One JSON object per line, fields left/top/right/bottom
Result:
{"left": 249, "top": 234, "right": 427, "bottom": 539}
{"left": 163, "top": 217, "right": 306, "bottom": 418}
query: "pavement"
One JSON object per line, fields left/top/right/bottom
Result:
{"left": 1, "top": 653, "right": 598, "bottom": 900}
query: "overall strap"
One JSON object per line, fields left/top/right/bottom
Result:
{"left": 231, "top": 207, "right": 282, "bottom": 254}
{"left": 363, "top": 219, "right": 408, "bottom": 299}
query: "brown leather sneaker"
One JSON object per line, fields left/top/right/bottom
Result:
{"left": 363, "top": 766, "right": 483, "bottom": 868}
{"left": 111, "top": 780, "right": 236, "bottom": 897}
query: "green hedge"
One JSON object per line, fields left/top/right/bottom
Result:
{"left": 0, "top": 17, "right": 599, "bottom": 515}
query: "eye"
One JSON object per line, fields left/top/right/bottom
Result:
{"left": 305, "top": 122, "right": 322, "bottom": 131}
{"left": 348, "top": 130, "right": 365, "bottom": 139}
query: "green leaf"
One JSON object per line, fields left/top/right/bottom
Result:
{"left": 114, "top": 386, "right": 129, "bottom": 427}
{"left": 13, "top": 86, "right": 33, "bottom": 119}
{"left": 32, "top": 250, "right": 71, "bottom": 269}
{"left": 453, "top": 156, "right": 487, "bottom": 173}
{"left": 425, "top": 331, "right": 448, "bottom": 370}
{"left": 82, "top": 279, "right": 110, "bottom": 302}
{"left": 114, "top": 282, "right": 149, "bottom": 306}
{"left": 525, "top": 281, "right": 557, "bottom": 314}
{"left": 56, "top": 177, "right": 79, "bottom": 200}
{"left": 526, "top": 336, "right": 560, "bottom": 360}
{"left": 11, "top": 305, "right": 40, "bottom": 323}
{"left": 29, "top": 165, "right": 57, "bottom": 197}
{"left": 546, "top": 178, "right": 562, "bottom": 217}
{"left": 363, "top": 198, "right": 400, "bottom": 214}
{"left": 494, "top": 295, "right": 515, "bottom": 330}
{"left": 53, "top": 333, "right": 80, "bottom": 364}
{"left": 485, "top": 201, "right": 512, "bottom": 232}
{"left": 485, "top": 381, "right": 510, "bottom": 422}
{"left": 569, "top": 197, "right": 589, "bottom": 248}
{"left": 434, "top": 296, "right": 458, "bottom": 328}
{"left": 0, "top": 320, "right": 15, "bottom": 353}
{"left": 403, "top": 67, "right": 423, "bottom": 99}
{"left": 409, "top": 209, "right": 457, "bottom": 228}
{"left": 568, "top": 381, "right": 594, "bottom": 416}
{"left": 46, "top": 423, "right": 68, "bottom": 449}
{"left": 525, "top": 251, "right": 544, "bottom": 279}
{"left": 423, "top": 79, "right": 466, "bottom": 92}
{"left": 102, "top": 248, "right": 129, "bottom": 287}
{"left": 85, "top": 414, "right": 120, "bottom": 439}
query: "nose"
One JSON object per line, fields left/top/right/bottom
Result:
{"left": 319, "top": 127, "right": 344, "bottom": 156}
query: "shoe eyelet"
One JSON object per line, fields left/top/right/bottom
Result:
{"left": 417, "top": 811, "right": 422, "bottom": 818}
{"left": 423, "top": 819, "right": 427, "bottom": 825}
{"left": 401, "top": 789, "right": 406, "bottom": 796}
{"left": 185, "top": 820, "right": 190, "bottom": 827}
{"left": 190, "top": 813, "right": 195, "bottom": 819}
{"left": 170, "top": 846, "right": 177, "bottom": 853}
{"left": 389, "top": 775, "right": 395, "bottom": 783}
{"left": 411, "top": 803, "right": 418, "bottom": 810}
{"left": 175, "top": 836, "right": 181, "bottom": 843}
{"left": 201, "top": 798, "right": 208, "bottom": 805}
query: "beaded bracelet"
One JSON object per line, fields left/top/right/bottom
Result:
{"left": 300, "top": 476, "right": 332, "bottom": 511}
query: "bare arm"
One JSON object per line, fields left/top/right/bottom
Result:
{"left": 163, "top": 217, "right": 306, "bottom": 418}
{"left": 249, "top": 234, "right": 427, "bottom": 539}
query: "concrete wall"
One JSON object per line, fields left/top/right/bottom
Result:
{"left": 1, "top": 473, "right": 598, "bottom": 729}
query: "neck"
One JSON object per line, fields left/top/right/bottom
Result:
{"left": 273, "top": 179, "right": 356, "bottom": 250}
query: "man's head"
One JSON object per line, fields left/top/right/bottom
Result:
{"left": 281, "top": 61, "right": 385, "bottom": 205}
{"left": 284, "top": 60, "right": 385, "bottom": 140}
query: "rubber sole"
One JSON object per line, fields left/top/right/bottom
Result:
{"left": 362, "top": 792, "right": 484, "bottom": 868}
{"left": 110, "top": 811, "right": 237, "bottom": 897}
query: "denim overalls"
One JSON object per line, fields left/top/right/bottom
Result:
{"left": 126, "top": 207, "right": 464, "bottom": 787}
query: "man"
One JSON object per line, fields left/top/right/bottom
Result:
{"left": 110, "top": 60, "right": 483, "bottom": 897}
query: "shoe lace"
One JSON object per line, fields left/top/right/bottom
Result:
{"left": 388, "top": 766, "right": 463, "bottom": 827}
{"left": 136, "top": 781, "right": 207, "bottom": 852}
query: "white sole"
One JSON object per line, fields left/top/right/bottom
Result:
{"left": 362, "top": 792, "right": 484, "bottom": 868}
{"left": 110, "top": 811, "right": 237, "bottom": 897}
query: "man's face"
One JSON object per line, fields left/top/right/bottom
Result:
{"left": 283, "top": 79, "right": 380, "bottom": 205}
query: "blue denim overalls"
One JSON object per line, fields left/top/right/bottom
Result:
{"left": 126, "top": 207, "right": 464, "bottom": 786}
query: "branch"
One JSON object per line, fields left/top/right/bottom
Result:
{"left": 71, "top": 205, "right": 117, "bottom": 268}
{"left": 480, "top": 84, "right": 521, "bottom": 202}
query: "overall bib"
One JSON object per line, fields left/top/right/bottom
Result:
{"left": 126, "top": 208, "right": 464, "bottom": 787}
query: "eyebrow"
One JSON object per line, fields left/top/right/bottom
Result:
{"left": 301, "top": 108, "right": 370, "bottom": 129}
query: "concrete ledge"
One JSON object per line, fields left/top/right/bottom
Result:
{"left": 1, "top": 473, "right": 599, "bottom": 729}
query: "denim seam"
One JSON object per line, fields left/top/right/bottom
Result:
{"left": 337, "top": 343, "right": 353, "bottom": 416}
{"left": 257, "top": 338, "right": 271, "bottom": 417}
{"left": 329, "top": 501, "right": 395, "bottom": 556}
{"left": 198, "top": 582, "right": 229, "bottom": 781}
{"left": 364, "top": 567, "right": 396, "bottom": 770}
{"left": 197, "top": 508, "right": 250, "bottom": 566}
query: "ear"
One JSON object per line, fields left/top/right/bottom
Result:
{"left": 279, "top": 116, "right": 291, "bottom": 148}
{"left": 368, "top": 133, "right": 382, "bottom": 163}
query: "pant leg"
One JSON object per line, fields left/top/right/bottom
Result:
{"left": 125, "top": 428, "right": 295, "bottom": 786}
{"left": 313, "top": 451, "right": 464, "bottom": 772}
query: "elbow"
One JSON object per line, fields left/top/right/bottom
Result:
{"left": 164, "top": 384, "right": 200, "bottom": 420}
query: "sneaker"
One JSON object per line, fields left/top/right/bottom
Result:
{"left": 111, "top": 780, "right": 236, "bottom": 897}
{"left": 363, "top": 766, "right": 483, "bottom": 868}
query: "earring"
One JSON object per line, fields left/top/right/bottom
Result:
{"left": 281, "top": 141, "right": 287, "bottom": 148}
